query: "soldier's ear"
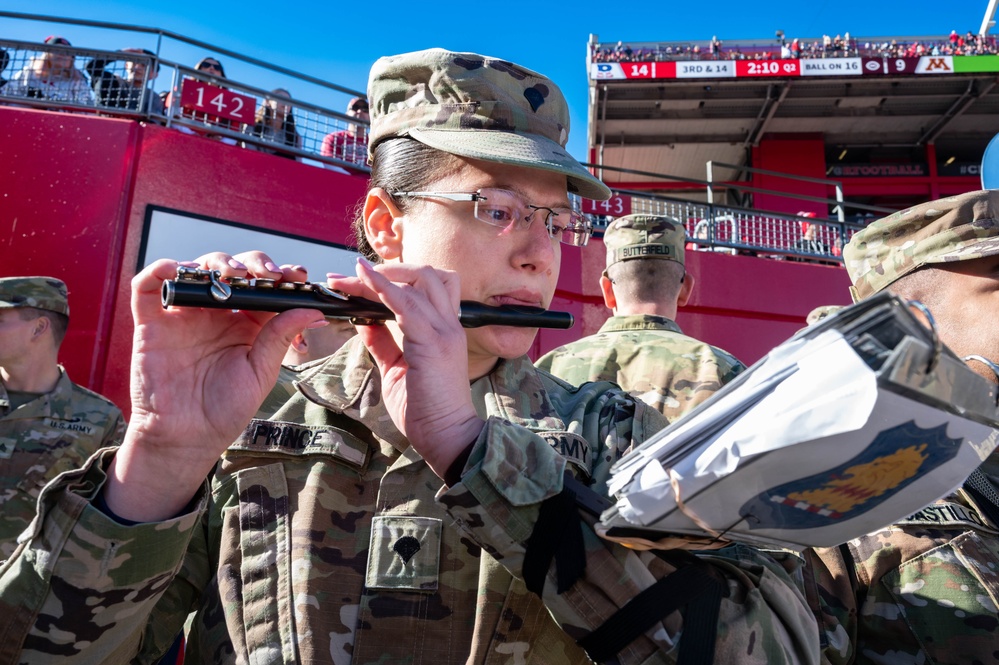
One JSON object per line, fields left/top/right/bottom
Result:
{"left": 289, "top": 332, "right": 308, "bottom": 354}
{"left": 364, "top": 188, "right": 403, "bottom": 261}
{"left": 32, "top": 315, "right": 49, "bottom": 338}
{"left": 599, "top": 274, "right": 617, "bottom": 310}
{"left": 677, "top": 270, "right": 695, "bottom": 307}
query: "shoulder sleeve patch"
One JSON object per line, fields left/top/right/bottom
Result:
{"left": 537, "top": 431, "right": 592, "bottom": 479}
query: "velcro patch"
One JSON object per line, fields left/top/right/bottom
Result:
{"left": 365, "top": 515, "right": 442, "bottom": 591}
{"left": 230, "top": 419, "right": 368, "bottom": 468}
{"left": 538, "top": 431, "right": 591, "bottom": 479}
{"left": 895, "top": 501, "right": 999, "bottom": 533}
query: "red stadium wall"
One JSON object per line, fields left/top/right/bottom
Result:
{"left": 1, "top": 106, "right": 367, "bottom": 415}
{"left": 5, "top": 106, "right": 854, "bottom": 416}
{"left": 752, "top": 134, "right": 828, "bottom": 215}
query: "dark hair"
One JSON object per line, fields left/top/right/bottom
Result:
{"left": 195, "top": 57, "right": 226, "bottom": 78}
{"left": 120, "top": 48, "right": 160, "bottom": 74}
{"left": 350, "top": 138, "right": 463, "bottom": 261}
{"left": 253, "top": 91, "right": 299, "bottom": 149}
{"left": 17, "top": 307, "right": 69, "bottom": 346}
{"left": 0, "top": 48, "right": 9, "bottom": 75}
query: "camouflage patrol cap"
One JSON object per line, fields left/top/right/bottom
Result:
{"left": 844, "top": 190, "right": 999, "bottom": 301}
{"left": 366, "top": 48, "right": 611, "bottom": 201}
{"left": 0, "top": 276, "right": 69, "bottom": 316}
{"left": 603, "top": 214, "right": 686, "bottom": 271}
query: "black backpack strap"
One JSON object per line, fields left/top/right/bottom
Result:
{"left": 576, "top": 550, "right": 723, "bottom": 665}
{"left": 524, "top": 472, "right": 724, "bottom": 664}
{"left": 523, "top": 473, "right": 586, "bottom": 595}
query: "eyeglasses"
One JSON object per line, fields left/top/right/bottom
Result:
{"left": 392, "top": 188, "right": 592, "bottom": 247}
{"left": 199, "top": 62, "right": 222, "bottom": 72}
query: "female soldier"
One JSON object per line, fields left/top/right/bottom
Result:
{"left": 0, "top": 49, "right": 817, "bottom": 664}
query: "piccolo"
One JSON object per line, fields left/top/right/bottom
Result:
{"left": 161, "top": 267, "right": 574, "bottom": 329}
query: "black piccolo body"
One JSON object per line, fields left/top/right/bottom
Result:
{"left": 161, "top": 268, "right": 574, "bottom": 330}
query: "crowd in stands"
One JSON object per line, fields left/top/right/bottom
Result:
{"left": 593, "top": 30, "right": 999, "bottom": 63}
{"left": 0, "top": 35, "right": 370, "bottom": 171}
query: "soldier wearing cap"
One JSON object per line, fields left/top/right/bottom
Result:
{"left": 0, "top": 276, "right": 124, "bottom": 559}
{"left": 0, "top": 51, "right": 819, "bottom": 664}
{"left": 255, "top": 318, "right": 357, "bottom": 419}
{"left": 537, "top": 214, "right": 745, "bottom": 421}
{"left": 804, "top": 189, "right": 999, "bottom": 665}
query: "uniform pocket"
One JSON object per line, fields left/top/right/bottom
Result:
{"left": 878, "top": 530, "right": 999, "bottom": 662}
{"left": 231, "top": 462, "right": 298, "bottom": 661}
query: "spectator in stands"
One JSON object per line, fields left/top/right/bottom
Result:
{"left": 537, "top": 214, "right": 745, "bottom": 421}
{"left": 6, "top": 36, "right": 93, "bottom": 106}
{"left": 790, "top": 213, "right": 831, "bottom": 263}
{"left": 320, "top": 95, "right": 369, "bottom": 173}
{"left": 0, "top": 49, "right": 9, "bottom": 91}
{"left": 245, "top": 88, "right": 301, "bottom": 159}
{"left": 85, "top": 48, "right": 164, "bottom": 115}
{"left": 165, "top": 56, "right": 236, "bottom": 144}
{"left": 0, "top": 276, "right": 125, "bottom": 559}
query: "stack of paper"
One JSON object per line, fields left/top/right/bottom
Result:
{"left": 600, "top": 293, "right": 999, "bottom": 551}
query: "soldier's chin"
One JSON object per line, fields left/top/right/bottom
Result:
{"left": 473, "top": 326, "right": 538, "bottom": 360}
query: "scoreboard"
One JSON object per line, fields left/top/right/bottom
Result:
{"left": 591, "top": 55, "right": 999, "bottom": 80}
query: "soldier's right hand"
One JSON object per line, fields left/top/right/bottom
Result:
{"left": 103, "top": 254, "right": 324, "bottom": 522}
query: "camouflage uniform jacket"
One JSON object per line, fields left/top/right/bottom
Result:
{"left": 804, "top": 455, "right": 999, "bottom": 665}
{"left": 536, "top": 314, "right": 746, "bottom": 421}
{"left": 0, "top": 339, "right": 818, "bottom": 664}
{"left": 0, "top": 367, "right": 125, "bottom": 559}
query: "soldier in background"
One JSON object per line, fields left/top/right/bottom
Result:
{"left": 537, "top": 214, "right": 745, "bottom": 421}
{"left": 806, "top": 189, "right": 999, "bottom": 664}
{"left": 804, "top": 304, "right": 844, "bottom": 326}
{"left": 255, "top": 317, "right": 356, "bottom": 418}
{"left": 0, "top": 276, "right": 124, "bottom": 558}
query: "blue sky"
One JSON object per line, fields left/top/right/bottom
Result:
{"left": 1, "top": 1, "right": 993, "bottom": 160}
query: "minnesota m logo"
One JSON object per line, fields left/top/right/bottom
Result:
{"left": 916, "top": 56, "right": 953, "bottom": 74}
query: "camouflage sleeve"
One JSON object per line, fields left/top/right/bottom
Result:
{"left": 0, "top": 448, "right": 208, "bottom": 664}
{"left": 720, "top": 352, "right": 747, "bottom": 383}
{"left": 105, "top": 408, "right": 127, "bottom": 447}
{"left": 439, "top": 395, "right": 820, "bottom": 664}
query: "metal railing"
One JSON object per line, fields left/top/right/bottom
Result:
{"left": 578, "top": 163, "right": 894, "bottom": 263}
{"left": 0, "top": 15, "right": 371, "bottom": 173}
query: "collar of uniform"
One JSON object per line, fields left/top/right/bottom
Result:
{"left": 294, "top": 336, "right": 411, "bottom": 454}
{"left": 297, "top": 339, "right": 566, "bottom": 451}
{"left": 470, "top": 355, "right": 566, "bottom": 432}
{"left": 0, "top": 367, "right": 75, "bottom": 420}
{"left": 597, "top": 313, "right": 683, "bottom": 334}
